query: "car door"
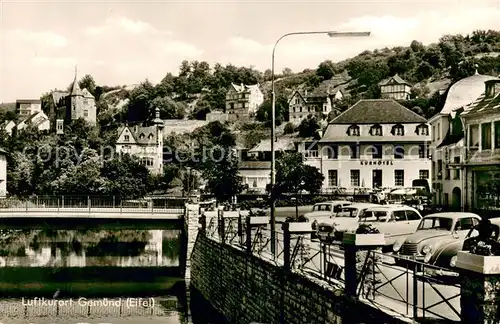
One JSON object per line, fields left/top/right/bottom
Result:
{"left": 383, "top": 210, "right": 411, "bottom": 245}
{"left": 454, "top": 217, "right": 479, "bottom": 239}
{"left": 405, "top": 210, "right": 423, "bottom": 233}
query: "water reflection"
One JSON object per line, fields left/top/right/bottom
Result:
{"left": 0, "top": 229, "right": 181, "bottom": 267}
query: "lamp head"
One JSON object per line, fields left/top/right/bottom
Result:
{"left": 327, "top": 31, "right": 371, "bottom": 38}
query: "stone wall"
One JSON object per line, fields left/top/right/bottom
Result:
{"left": 184, "top": 204, "right": 200, "bottom": 282}
{"left": 191, "top": 233, "right": 413, "bottom": 324}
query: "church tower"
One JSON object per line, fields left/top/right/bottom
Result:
{"left": 69, "top": 66, "right": 85, "bottom": 120}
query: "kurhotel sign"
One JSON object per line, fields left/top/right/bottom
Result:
{"left": 360, "top": 160, "right": 394, "bottom": 166}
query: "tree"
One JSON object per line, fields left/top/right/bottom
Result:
{"left": 101, "top": 154, "right": 153, "bottom": 198}
{"left": 273, "top": 152, "right": 324, "bottom": 197}
{"left": 202, "top": 151, "right": 245, "bottom": 202}
{"left": 190, "top": 100, "right": 211, "bottom": 120}
{"left": 282, "top": 67, "right": 293, "bottom": 76}
{"left": 149, "top": 96, "right": 185, "bottom": 120}
{"left": 297, "top": 116, "right": 320, "bottom": 138}
{"left": 316, "top": 60, "right": 336, "bottom": 80}
{"left": 127, "top": 80, "right": 155, "bottom": 122}
{"left": 78, "top": 74, "right": 97, "bottom": 97}
{"left": 283, "top": 122, "right": 295, "bottom": 135}
{"left": 255, "top": 95, "right": 288, "bottom": 127}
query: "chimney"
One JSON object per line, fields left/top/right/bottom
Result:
{"left": 485, "top": 80, "right": 500, "bottom": 98}
{"left": 304, "top": 89, "right": 308, "bottom": 96}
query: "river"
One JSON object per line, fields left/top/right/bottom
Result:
{"left": 0, "top": 229, "right": 228, "bottom": 323}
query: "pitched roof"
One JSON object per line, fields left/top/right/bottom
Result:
{"left": 330, "top": 99, "right": 427, "bottom": 124}
{"left": 81, "top": 88, "right": 95, "bottom": 99}
{"left": 248, "top": 136, "right": 296, "bottom": 152}
{"left": 440, "top": 73, "right": 499, "bottom": 115}
{"left": 230, "top": 83, "right": 260, "bottom": 93}
{"left": 117, "top": 124, "right": 160, "bottom": 145}
{"left": 461, "top": 89, "right": 500, "bottom": 118}
{"left": 52, "top": 91, "right": 68, "bottom": 105}
{"left": 378, "top": 74, "right": 411, "bottom": 86}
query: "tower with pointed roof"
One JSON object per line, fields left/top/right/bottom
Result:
{"left": 55, "top": 66, "right": 97, "bottom": 134}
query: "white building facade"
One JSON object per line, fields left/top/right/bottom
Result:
{"left": 428, "top": 72, "right": 499, "bottom": 209}
{"left": 225, "top": 83, "right": 264, "bottom": 121}
{"left": 288, "top": 89, "right": 333, "bottom": 125}
{"left": 300, "top": 99, "right": 431, "bottom": 191}
{"left": 115, "top": 108, "right": 164, "bottom": 175}
{"left": 378, "top": 74, "right": 412, "bottom": 100}
{"left": 16, "top": 99, "right": 42, "bottom": 117}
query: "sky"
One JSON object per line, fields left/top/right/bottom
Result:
{"left": 0, "top": 0, "right": 499, "bottom": 103}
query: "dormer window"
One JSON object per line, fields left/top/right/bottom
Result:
{"left": 370, "top": 124, "right": 382, "bottom": 136}
{"left": 124, "top": 135, "right": 129, "bottom": 142}
{"left": 139, "top": 133, "right": 145, "bottom": 139}
{"left": 392, "top": 124, "right": 405, "bottom": 136}
{"left": 347, "top": 124, "right": 360, "bottom": 136}
{"left": 416, "top": 124, "right": 429, "bottom": 136}
{"left": 148, "top": 133, "right": 154, "bottom": 139}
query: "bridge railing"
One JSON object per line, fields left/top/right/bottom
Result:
{"left": 357, "top": 249, "right": 460, "bottom": 322}
{"left": 201, "top": 212, "right": 462, "bottom": 323}
{"left": 0, "top": 196, "right": 186, "bottom": 214}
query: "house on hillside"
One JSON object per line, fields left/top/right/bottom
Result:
{"left": 3, "top": 111, "right": 51, "bottom": 136}
{"left": 378, "top": 74, "right": 412, "bottom": 100}
{"left": 51, "top": 68, "right": 97, "bottom": 134}
{"left": 288, "top": 88, "right": 332, "bottom": 125}
{"left": 16, "top": 99, "right": 42, "bottom": 117}
{"left": 225, "top": 83, "right": 264, "bottom": 121}
{"left": 428, "top": 71, "right": 498, "bottom": 210}
{"left": 115, "top": 108, "right": 165, "bottom": 175}
{"left": 299, "top": 99, "right": 431, "bottom": 191}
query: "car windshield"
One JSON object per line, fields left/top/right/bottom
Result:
{"left": 336, "top": 207, "right": 359, "bottom": 218}
{"left": 313, "top": 204, "right": 332, "bottom": 212}
{"left": 418, "top": 217, "right": 453, "bottom": 231}
{"left": 360, "top": 210, "right": 388, "bottom": 222}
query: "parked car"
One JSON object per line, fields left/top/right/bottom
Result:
{"left": 393, "top": 212, "right": 481, "bottom": 268}
{"left": 305, "top": 200, "right": 352, "bottom": 232}
{"left": 317, "top": 203, "right": 379, "bottom": 242}
{"left": 358, "top": 205, "right": 423, "bottom": 248}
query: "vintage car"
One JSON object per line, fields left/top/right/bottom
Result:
{"left": 306, "top": 200, "right": 352, "bottom": 232}
{"left": 316, "top": 203, "right": 380, "bottom": 242}
{"left": 393, "top": 212, "right": 481, "bottom": 268}
{"left": 358, "top": 205, "right": 423, "bottom": 248}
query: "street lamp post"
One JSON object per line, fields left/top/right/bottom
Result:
{"left": 270, "top": 31, "right": 370, "bottom": 256}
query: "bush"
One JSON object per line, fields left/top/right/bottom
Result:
{"left": 355, "top": 224, "right": 380, "bottom": 234}
{"left": 283, "top": 122, "right": 295, "bottom": 134}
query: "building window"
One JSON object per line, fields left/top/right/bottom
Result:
{"left": 419, "top": 170, "right": 429, "bottom": 179}
{"left": 328, "top": 170, "right": 338, "bottom": 187}
{"left": 325, "top": 144, "right": 338, "bottom": 159}
{"left": 445, "top": 167, "right": 451, "bottom": 180}
{"left": 432, "top": 125, "right": 436, "bottom": 141}
{"left": 418, "top": 144, "right": 427, "bottom": 159}
{"left": 124, "top": 135, "right": 130, "bottom": 142}
{"left": 350, "top": 144, "right": 359, "bottom": 159}
{"left": 370, "top": 124, "right": 382, "bottom": 136}
{"left": 230, "top": 103, "right": 234, "bottom": 110}
{"left": 347, "top": 124, "right": 360, "bottom": 136}
{"left": 437, "top": 123, "right": 441, "bottom": 140}
{"left": 242, "top": 102, "right": 246, "bottom": 109}
{"left": 416, "top": 124, "right": 429, "bottom": 135}
{"left": 481, "top": 123, "right": 492, "bottom": 150}
{"left": 350, "top": 170, "right": 360, "bottom": 187}
{"left": 394, "top": 170, "right": 404, "bottom": 187}
{"left": 469, "top": 124, "right": 480, "bottom": 147}
{"left": 392, "top": 124, "right": 405, "bottom": 136}
{"left": 437, "top": 160, "right": 443, "bottom": 179}
{"left": 454, "top": 156, "right": 460, "bottom": 180}
{"left": 372, "top": 144, "right": 382, "bottom": 159}
{"left": 394, "top": 145, "right": 404, "bottom": 159}
{"left": 295, "top": 98, "right": 299, "bottom": 104}
{"left": 148, "top": 133, "right": 154, "bottom": 139}
{"left": 83, "top": 110, "right": 88, "bottom": 117}
{"left": 140, "top": 158, "right": 154, "bottom": 166}
{"left": 83, "top": 99, "right": 88, "bottom": 105}
{"left": 56, "top": 120, "right": 63, "bottom": 130}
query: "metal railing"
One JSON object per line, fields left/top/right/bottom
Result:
{"left": 202, "top": 210, "right": 462, "bottom": 323}
{"left": 0, "top": 196, "right": 186, "bottom": 214}
{"left": 358, "top": 250, "right": 461, "bottom": 322}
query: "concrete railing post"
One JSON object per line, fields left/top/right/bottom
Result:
{"left": 281, "top": 222, "right": 314, "bottom": 270}
{"left": 184, "top": 203, "right": 200, "bottom": 282}
{"left": 238, "top": 212, "right": 244, "bottom": 246}
{"left": 218, "top": 211, "right": 225, "bottom": 243}
{"left": 245, "top": 216, "right": 268, "bottom": 254}
{"left": 342, "top": 233, "right": 385, "bottom": 300}
{"left": 456, "top": 251, "right": 500, "bottom": 323}
{"left": 87, "top": 196, "right": 91, "bottom": 213}
{"left": 245, "top": 216, "right": 252, "bottom": 254}
{"left": 62, "top": 196, "right": 64, "bottom": 208}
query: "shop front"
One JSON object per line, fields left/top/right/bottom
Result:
{"left": 468, "top": 165, "right": 500, "bottom": 211}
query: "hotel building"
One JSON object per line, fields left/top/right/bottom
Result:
{"left": 300, "top": 99, "right": 431, "bottom": 191}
